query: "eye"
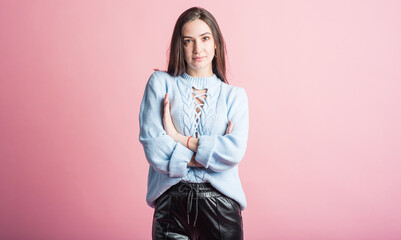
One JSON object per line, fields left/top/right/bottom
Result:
{"left": 203, "top": 36, "right": 210, "bottom": 40}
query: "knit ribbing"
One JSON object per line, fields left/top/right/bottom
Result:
{"left": 180, "top": 72, "right": 221, "bottom": 89}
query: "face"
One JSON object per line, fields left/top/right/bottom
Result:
{"left": 182, "top": 19, "right": 216, "bottom": 76}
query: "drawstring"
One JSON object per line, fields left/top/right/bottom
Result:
{"left": 178, "top": 182, "right": 200, "bottom": 227}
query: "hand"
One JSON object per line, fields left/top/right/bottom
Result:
{"left": 225, "top": 120, "right": 234, "bottom": 135}
{"left": 187, "top": 120, "right": 234, "bottom": 167}
{"left": 163, "top": 93, "right": 179, "bottom": 140}
{"left": 187, "top": 154, "right": 204, "bottom": 167}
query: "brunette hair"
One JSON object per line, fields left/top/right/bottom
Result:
{"left": 155, "top": 7, "right": 228, "bottom": 84}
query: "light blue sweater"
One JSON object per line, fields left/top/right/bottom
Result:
{"left": 139, "top": 70, "right": 249, "bottom": 210}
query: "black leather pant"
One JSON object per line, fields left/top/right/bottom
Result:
{"left": 152, "top": 181, "right": 243, "bottom": 240}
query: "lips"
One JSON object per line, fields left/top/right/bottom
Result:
{"left": 193, "top": 56, "right": 205, "bottom": 60}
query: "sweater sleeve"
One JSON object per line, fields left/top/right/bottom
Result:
{"left": 195, "top": 87, "right": 249, "bottom": 172}
{"left": 139, "top": 72, "right": 193, "bottom": 178}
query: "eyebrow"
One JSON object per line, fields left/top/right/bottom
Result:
{"left": 182, "top": 32, "right": 211, "bottom": 38}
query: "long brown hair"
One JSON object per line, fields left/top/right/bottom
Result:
{"left": 155, "top": 7, "right": 228, "bottom": 84}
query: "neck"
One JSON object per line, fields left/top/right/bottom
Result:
{"left": 186, "top": 67, "right": 213, "bottom": 78}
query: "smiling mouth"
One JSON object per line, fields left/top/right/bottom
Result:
{"left": 193, "top": 57, "right": 205, "bottom": 60}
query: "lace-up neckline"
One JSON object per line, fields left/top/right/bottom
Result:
{"left": 177, "top": 71, "right": 222, "bottom": 138}
{"left": 191, "top": 87, "right": 207, "bottom": 137}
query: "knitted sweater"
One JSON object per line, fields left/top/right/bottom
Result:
{"left": 139, "top": 70, "right": 249, "bottom": 210}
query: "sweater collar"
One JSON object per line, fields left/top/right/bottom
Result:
{"left": 180, "top": 72, "right": 221, "bottom": 89}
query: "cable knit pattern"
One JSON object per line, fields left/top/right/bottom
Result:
{"left": 177, "top": 72, "right": 220, "bottom": 137}
{"left": 139, "top": 70, "right": 249, "bottom": 210}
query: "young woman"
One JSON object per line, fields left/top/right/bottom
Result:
{"left": 139, "top": 6, "right": 249, "bottom": 239}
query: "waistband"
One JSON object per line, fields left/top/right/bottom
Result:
{"left": 165, "top": 181, "right": 222, "bottom": 227}
{"left": 166, "top": 181, "right": 222, "bottom": 198}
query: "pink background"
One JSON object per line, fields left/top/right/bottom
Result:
{"left": 1, "top": 0, "right": 401, "bottom": 239}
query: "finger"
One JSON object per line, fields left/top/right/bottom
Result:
{"left": 226, "top": 120, "right": 233, "bottom": 134}
{"left": 228, "top": 120, "right": 234, "bottom": 133}
{"left": 162, "top": 103, "right": 167, "bottom": 128}
{"left": 164, "top": 94, "right": 170, "bottom": 114}
{"left": 225, "top": 120, "right": 230, "bottom": 134}
{"left": 164, "top": 93, "right": 168, "bottom": 103}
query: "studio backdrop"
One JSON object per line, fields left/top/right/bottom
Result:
{"left": 1, "top": 0, "right": 400, "bottom": 239}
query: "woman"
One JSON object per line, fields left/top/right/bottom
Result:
{"left": 139, "top": 6, "right": 249, "bottom": 239}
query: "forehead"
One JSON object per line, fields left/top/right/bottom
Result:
{"left": 182, "top": 19, "right": 212, "bottom": 37}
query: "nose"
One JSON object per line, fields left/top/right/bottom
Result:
{"left": 193, "top": 40, "right": 202, "bottom": 54}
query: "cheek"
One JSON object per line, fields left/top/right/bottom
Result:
{"left": 208, "top": 43, "right": 215, "bottom": 54}
{"left": 183, "top": 48, "right": 191, "bottom": 59}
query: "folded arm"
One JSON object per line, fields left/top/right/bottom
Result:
{"left": 139, "top": 72, "right": 193, "bottom": 178}
{"left": 164, "top": 87, "right": 249, "bottom": 172}
{"left": 163, "top": 93, "right": 235, "bottom": 168}
{"left": 194, "top": 87, "right": 249, "bottom": 172}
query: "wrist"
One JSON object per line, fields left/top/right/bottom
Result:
{"left": 174, "top": 133, "right": 185, "bottom": 143}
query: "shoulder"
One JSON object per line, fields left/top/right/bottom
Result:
{"left": 147, "top": 70, "right": 174, "bottom": 85}
{"left": 221, "top": 83, "right": 248, "bottom": 113}
{"left": 221, "top": 83, "right": 248, "bottom": 102}
{"left": 152, "top": 70, "right": 174, "bottom": 80}
{"left": 145, "top": 71, "right": 177, "bottom": 94}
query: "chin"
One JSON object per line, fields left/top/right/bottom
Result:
{"left": 192, "top": 61, "right": 211, "bottom": 68}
